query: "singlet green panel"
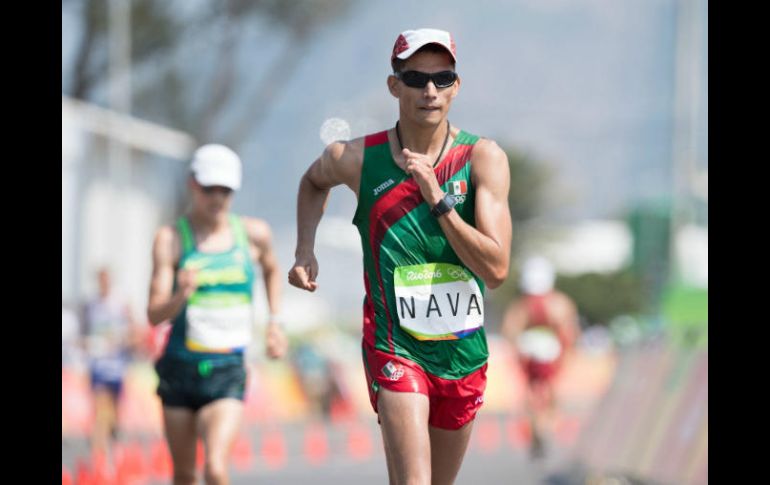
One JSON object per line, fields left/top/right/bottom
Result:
{"left": 353, "top": 130, "right": 489, "bottom": 379}
{"left": 163, "top": 215, "right": 255, "bottom": 363}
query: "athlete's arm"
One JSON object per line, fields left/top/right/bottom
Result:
{"left": 245, "top": 218, "right": 282, "bottom": 318}
{"left": 147, "top": 226, "right": 196, "bottom": 326}
{"left": 122, "top": 302, "right": 146, "bottom": 354}
{"left": 289, "top": 139, "right": 363, "bottom": 292}
{"left": 552, "top": 292, "right": 581, "bottom": 349}
{"left": 406, "top": 138, "right": 512, "bottom": 288}
{"left": 245, "top": 217, "right": 288, "bottom": 359}
{"left": 500, "top": 299, "right": 528, "bottom": 345}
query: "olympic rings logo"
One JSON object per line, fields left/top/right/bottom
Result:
{"left": 446, "top": 267, "right": 469, "bottom": 280}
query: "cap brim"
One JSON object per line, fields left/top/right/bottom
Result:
{"left": 194, "top": 173, "right": 240, "bottom": 191}
{"left": 395, "top": 42, "right": 456, "bottom": 62}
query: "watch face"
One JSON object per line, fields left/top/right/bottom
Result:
{"left": 432, "top": 193, "right": 456, "bottom": 217}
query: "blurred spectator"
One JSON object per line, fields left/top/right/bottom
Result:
{"left": 579, "top": 324, "right": 614, "bottom": 356}
{"left": 82, "top": 266, "right": 142, "bottom": 456}
{"left": 292, "top": 342, "right": 339, "bottom": 418}
{"left": 501, "top": 256, "right": 581, "bottom": 460}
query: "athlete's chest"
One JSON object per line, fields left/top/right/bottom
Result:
{"left": 180, "top": 249, "right": 254, "bottom": 288}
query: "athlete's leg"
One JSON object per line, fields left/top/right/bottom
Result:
{"left": 197, "top": 398, "right": 244, "bottom": 485}
{"left": 377, "top": 388, "right": 432, "bottom": 485}
{"left": 528, "top": 379, "right": 552, "bottom": 459}
{"left": 538, "top": 379, "right": 559, "bottom": 446}
{"left": 540, "top": 379, "right": 556, "bottom": 420}
{"left": 107, "top": 381, "right": 123, "bottom": 440}
{"left": 91, "top": 387, "right": 118, "bottom": 456}
{"left": 428, "top": 421, "right": 475, "bottom": 485}
{"left": 380, "top": 423, "right": 399, "bottom": 482}
{"left": 163, "top": 406, "right": 199, "bottom": 485}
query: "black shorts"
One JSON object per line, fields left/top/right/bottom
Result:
{"left": 155, "top": 355, "right": 247, "bottom": 412}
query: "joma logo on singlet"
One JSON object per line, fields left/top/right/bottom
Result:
{"left": 373, "top": 178, "right": 395, "bottom": 196}
{"left": 398, "top": 293, "right": 483, "bottom": 319}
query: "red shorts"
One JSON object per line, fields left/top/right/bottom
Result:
{"left": 521, "top": 357, "right": 561, "bottom": 383}
{"left": 362, "top": 341, "right": 487, "bottom": 430}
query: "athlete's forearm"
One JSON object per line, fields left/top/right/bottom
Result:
{"left": 295, "top": 172, "right": 331, "bottom": 256}
{"left": 437, "top": 211, "right": 509, "bottom": 288}
{"left": 147, "top": 290, "right": 187, "bottom": 326}
{"left": 262, "top": 264, "right": 282, "bottom": 317}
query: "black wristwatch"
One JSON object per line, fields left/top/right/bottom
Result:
{"left": 430, "top": 192, "right": 457, "bottom": 218}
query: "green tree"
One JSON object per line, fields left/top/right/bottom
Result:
{"left": 487, "top": 146, "right": 554, "bottom": 307}
{"left": 506, "top": 146, "right": 553, "bottom": 256}
{"left": 489, "top": 147, "right": 644, "bottom": 327}
{"left": 556, "top": 270, "right": 644, "bottom": 326}
{"left": 63, "top": 0, "right": 356, "bottom": 144}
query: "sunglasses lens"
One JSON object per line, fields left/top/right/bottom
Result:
{"left": 432, "top": 71, "right": 457, "bottom": 88}
{"left": 400, "top": 71, "right": 430, "bottom": 88}
{"left": 398, "top": 71, "right": 457, "bottom": 88}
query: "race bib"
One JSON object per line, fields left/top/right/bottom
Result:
{"left": 517, "top": 327, "right": 562, "bottom": 363}
{"left": 185, "top": 292, "right": 253, "bottom": 353}
{"left": 393, "top": 263, "right": 484, "bottom": 341}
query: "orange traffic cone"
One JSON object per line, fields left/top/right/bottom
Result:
{"left": 62, "top": 465, "right": 73, "bottom": 485}
{"left": 75, "top": 458, "right": 93, "bottom": 485}
{"left": 346, "top": 422, "right": 373, "bottom": 461}
{"left": 232, "top": 434, "right": 255, "bottom": 472}
{"left": 90, "top": 450, "right": 114, "bottom": 485}
{"left": 115, "top": 441, "right": 149, "bottom": 485}
{"left": 507, "top": 416, "right": 531, "bottom": 449}
{"left": 474, "top": 417, "right": 502, "bottom": 454}
{"left": 260, "top": 427, "right": 287, "bottom": 469}
{"left": 149, "top": 439, "right": 172, "bottom": 481}
{"left": 303, "top": 423, "right": 329, "bottom": 465}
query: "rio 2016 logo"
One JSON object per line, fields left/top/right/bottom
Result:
{"left": 406, "top": 269, "right": 443, "bottom": 281}
{"left": 404, "top": 266, "right": 469, "bottom": 282}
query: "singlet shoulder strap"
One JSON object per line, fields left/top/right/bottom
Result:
{"left": 176, "top": 217, "right": 195, "bottom": 254}
{"left": 454, "top": 130, "right": 480, "bottom": 146}
{"left": 229, "top": 214, "right": 250, "bottom": 250}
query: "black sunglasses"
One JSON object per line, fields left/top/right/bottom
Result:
{"left": 201, "top": 185, "right": 233, "bottom": 196}
{"left": 395, "top": 70, "right": 458, "bottom": 89}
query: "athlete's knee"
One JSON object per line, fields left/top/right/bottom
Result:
{"left": 403, "top": 475, "right": 431, "bottom": 485}
{"left": 385, "top": 443, "right": 432, "bottom": 485}
{"left": 172, "top": 468, "right": 197, "bottom": 485}
{"left": 203, "top": 457, "right": 229, "bottom": 485}
{"left": 389, "top": 468, "right": 431, "bottom": 485}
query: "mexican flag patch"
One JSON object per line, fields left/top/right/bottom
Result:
{"left": 382, "top": 360, "right": 405, "bottom": 381}
{"left": 448, "top": 180, "right": 467, "bottom": 196}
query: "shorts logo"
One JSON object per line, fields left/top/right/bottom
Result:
{"left": 382, "top": 360, "right": 405, "bottom": 381}
{"left": 474, "top": 395, "right": 484, "bottom": 405}
{"left": 448, "top": 180, "right": 468, "bottom": 203}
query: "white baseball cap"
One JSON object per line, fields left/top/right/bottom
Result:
{"left": 520, "top": 256, "right": 556, "bottom": 295}
{"left": 190, "top": 144, "right": 242, "bottom": 191}
{"left": 391, "top": 28, "right": 457, "bottom": 65}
